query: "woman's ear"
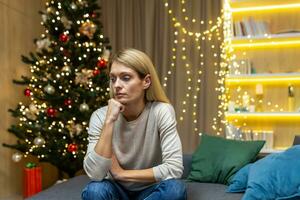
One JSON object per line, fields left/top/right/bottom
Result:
{"left": 143, "top": 74, "right": 151, "bottom": 89}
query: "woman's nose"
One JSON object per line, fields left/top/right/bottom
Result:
{"left": 113, "top": 78, "right": 122, "bottom": 88}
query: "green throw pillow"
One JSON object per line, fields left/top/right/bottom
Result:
{"left": 187, "top": 134, "right": 265, "bottom": 185}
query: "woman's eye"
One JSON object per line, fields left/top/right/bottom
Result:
{"left": 110, "top": 77, "right": 116, "bottom": 82}
{"left": 122, "top": 76, "right": 131, "bottom": 81}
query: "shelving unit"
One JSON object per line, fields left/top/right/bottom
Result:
{"left": 229, "top": 0, "right": 300, "bottom": 12}
{"left": 225, "top": 112, "right": 300, "bottom": 124}
{"left": 232, "top": 34, "right": 300, "bottom": 49}
{"left": 224, "top": 0, "right": 300, "bottom": 152}
{"left": 226, "top": 73, "right": 300, "bottom": 86}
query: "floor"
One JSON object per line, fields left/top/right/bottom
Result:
{"left": 0, "top": 195, "right": 22, "bottom": 200}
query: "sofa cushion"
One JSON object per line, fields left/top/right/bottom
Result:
{"left": 242, "top": 145, "right": 300, "bottom": 200}
{"left": 186, "top": 181, "right": 243, "bottom": 200}
{"left": 227, "top": 163, "right": 252, "bottom": 193}
{"left": 26, "top": 175, "right": 89, "bottom": 200}
{"left": 27, "top": 175, "right": 244, "bottom": 200}
{"left": 187, "top": 134, "right": 264, "bottom": 185}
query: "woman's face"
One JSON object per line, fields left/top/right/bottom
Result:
{"left": 109, "top": 62, "right": 149, "bottom": 105}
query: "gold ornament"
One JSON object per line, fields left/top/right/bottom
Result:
{"left": 12, "top": 152, "right": 23, "bottom": 162}
{"left": 36, "top": 38, "right": 51, "bottom": 52}
{"left": 67, "top": 121, "right": 83, "bottom": 138}
{"left": 39, "top": 59, "right": 46, "bottom": 65}
{"left": 42, "top": 73, "right": 52, "bottom": 82}
{"left": 62, "top": 65, "right": 72, "bottom": 73}
{"left": 79, "top": 22, "right": 97, "bottom": 39}
{"left": 61, "top": 16, "right": 72, "bottom": 29}
{"left": 46, "top": 7, "right": 55, "bottom": 14}
{"left": 77, "top": 0, "right": 88, "bottom": 7}
{"left": 42, "top": 14, "right": 47, "bottom": 23}
{"left": 71, "top": 2, "right": 77, "bottom": 9}
{"left": 33, "top": 136, "right": 46, "bottom": 146}
{"left": 44, "top": 84, "right": 55, "bottom": 95}
{"left": 75, "top": 69, "right": 93, "bottom": 86}
{"left": 25, "top": 103, "right": 39, "bottom": 120}
{"left": 79, "top": 102, "right": 89, "bottom": 112}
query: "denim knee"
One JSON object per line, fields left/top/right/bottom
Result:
{"left": 160, "top": 179, "right": 187, "bottom": 200}
{"left": 81, "top": 180, "right": 116, "bottom": 200}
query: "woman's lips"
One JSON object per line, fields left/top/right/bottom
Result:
{"left": 116, "top": 93, "right": 126, "bottom": 97}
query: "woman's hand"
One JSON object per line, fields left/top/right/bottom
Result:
{"left": 110, "top": 154, "right": 125, "bottom": 181}
{"left": 93, "top": 99, "right": 123, "bottom": 159}
{"left": 105, "top": 99, "right": 125, "bottom": 124}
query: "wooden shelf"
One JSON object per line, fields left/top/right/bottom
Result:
{"left": 231, "top": 33, "right": 300, "bottom": 49}
{"left": 230, "top": 0, "right": 300, "bottom": 13}
{"left": 225, "top": 73, "right": 300, "bottom": 86}
{"left": 225, "top": 112, "right": 300, "bottom": 123}
{"left": 233, "top": 33, "right": 300, "bottom": 40}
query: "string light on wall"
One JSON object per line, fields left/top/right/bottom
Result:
{"left": 163, "top": 0, "right": 227, "bottom": 135}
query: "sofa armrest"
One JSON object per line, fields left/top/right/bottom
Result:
{"left": 293, "top": 136, "right": 300, "bottom": 145}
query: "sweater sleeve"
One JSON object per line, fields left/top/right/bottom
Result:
{"left": 152, "top": 104, "right": 184, "bottom": 181}
{"left": 83, "top": 107, "right": 112, "bottom": 181}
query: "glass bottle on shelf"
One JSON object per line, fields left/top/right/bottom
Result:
{"left": 288, "top": 85, "right": 295, "bottom": 112}
{"left": 242, "top": 92, "right": 250, "bottom": 111}
{"left": 255, "top": 84, "right": 264, "bottom": 112}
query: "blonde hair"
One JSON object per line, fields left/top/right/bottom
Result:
{"left": 108, "top": 48, "right": 170, "bottom": 103}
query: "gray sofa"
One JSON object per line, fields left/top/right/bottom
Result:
{"left": 27, "top": 154, "right": 243, "bottom": 200}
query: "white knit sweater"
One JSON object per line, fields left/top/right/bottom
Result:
{"left": 83, "top": 101, "right": 183, "bottom": 191}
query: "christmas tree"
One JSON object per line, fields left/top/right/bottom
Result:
{"left": 4, "top": 0, "right": 111, "bottom": 178}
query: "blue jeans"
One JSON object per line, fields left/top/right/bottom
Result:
{"left": 81, "top": 179, "right": 187, "bottom": 200}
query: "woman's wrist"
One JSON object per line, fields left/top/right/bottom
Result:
{"left": 104, "top": 118, "right": 115, "bottom": 125}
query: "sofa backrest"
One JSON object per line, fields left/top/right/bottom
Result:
{"left": 181, "top": 135, "right": 300, "bottom": 180}
{"left": 182, "top": 154, "right": 192, "bottom": 179}
{"left": 182, "top": 135, "right": 300, "bottom": 179}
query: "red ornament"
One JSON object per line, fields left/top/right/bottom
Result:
{"left": 91, "top": 12, "right": 97, "bottom": 18}
{"left": 46, "top": 107, "right": 57, "bottom": 117}
{"left": 97, "top": 59, "right": 106, "bottom": 68}
{"left": 24, "top": 88, "right": 32, "bottom": 97}
{"left": 64, "top": 99, "right": 72, "bottom": 106}
{"left": 93, "top": 69, "right": 100, "bottom": 76}
{"left": 59, "top": 33, "right": 69, "bottom": 42}
{"left": 67, "top": 143, "right": 78, "bottom": 153}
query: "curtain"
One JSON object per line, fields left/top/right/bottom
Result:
{"left": 100, "top": 0, "right": 222, "bottom": 153}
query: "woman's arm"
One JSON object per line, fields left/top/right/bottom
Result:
{"left": 93, "top": 120, "right": 114, "bottom": 158}
{"left": 152, "top": 103, "right": 184, "bottom": 181}
{"left": 83, "top": 99, "right": 124, "bottom": 180}
{"left": 110, "top": 154, "right": 156, "bottom": 182}
{"left": 94, "top": 99, "right": 124, "bottom": 158}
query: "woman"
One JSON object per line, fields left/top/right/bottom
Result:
{"left": 82, "top": 48, "right": 186, "bottom": 200}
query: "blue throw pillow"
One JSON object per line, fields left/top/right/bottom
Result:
{"left": 242, "top": 145, "right": 300, "bottom": 200}
{"left": 227, "top": 163, "right": 252, "bottom": 193}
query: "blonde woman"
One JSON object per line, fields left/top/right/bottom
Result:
{"left": 82, "top": 48, "right": 186, "bottom": 200}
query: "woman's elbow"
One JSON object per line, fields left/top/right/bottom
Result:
{"left": 173, "top": 168, "right": 183, "bottom": 179}
{"left": 83, "top": 161, "right": 107, "bottom": 181}
{"left": 169, "top": 164, "right": 184, "bottom": 179}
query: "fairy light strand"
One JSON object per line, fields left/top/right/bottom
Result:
{"left": 163, "top": 0, "right": 227, "bottom": 135}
